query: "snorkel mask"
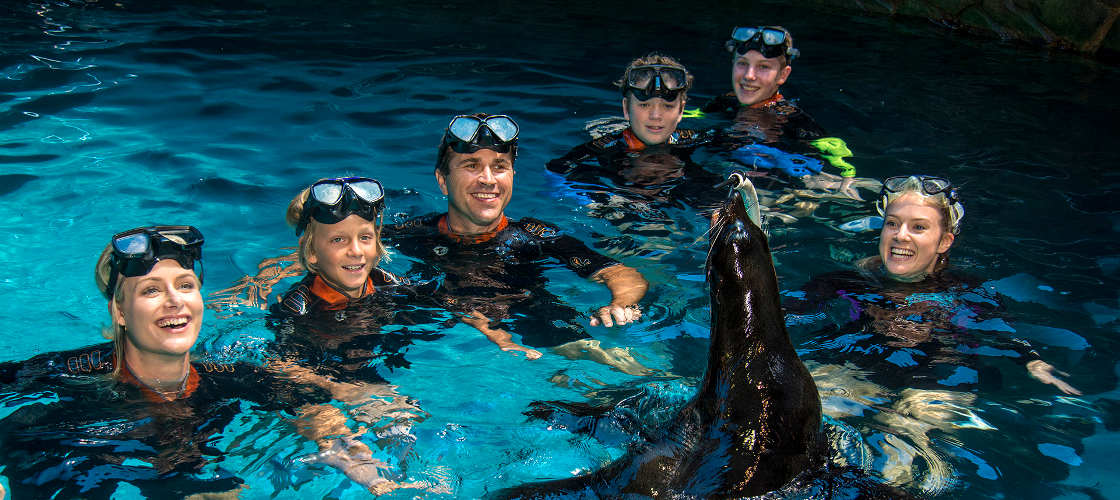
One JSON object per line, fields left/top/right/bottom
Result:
{"left": 295, "top": 177, "right": 386, "bottom": 236}
{"left": 725, "top": 26, "right": 800, "bottom": 62}
{"left": 876, "top": 175, "right": 964, "bottom": 234}
{"left": 104, "top": 225, "right": 205, "bottom": 299}
{"left": 435, "top": 113, "right": 519, "bottom": 171}
{"left": 621, "top": 64, "right": 690, "bottom": 102}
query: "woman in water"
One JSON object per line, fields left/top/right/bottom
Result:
{"left": 785, "top": 175, "right": 1079, "bottom": 494}
{"left": 0, "top": 225, "right": 391, "bottom": 497}
{"left": 788, "top": 175, "right": 1077, "bottom": 394}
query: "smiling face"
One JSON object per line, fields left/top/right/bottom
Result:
{"left": 878, "top": 192, "right": 955, "bottom": 281}
{"left": 623, "top": 94, "right": 685, "bottom": 146}
{"left": 307, "top": 214, "right": 381, "bottom": 298}
{"left": 436, "top": 148, "right": 514, "bottom": 234}
{"left": 731, "top": 51, "right": 791, "bottom": 107}
{"left": 112, "top": 259, "right": 203, "bottom": 363}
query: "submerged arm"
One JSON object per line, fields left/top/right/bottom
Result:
{"left": 460, "top": 310, "right": 542, "bottom": 360}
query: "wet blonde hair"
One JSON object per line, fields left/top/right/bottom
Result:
{"left": 286, "top": 183, "right": 388, "bottom": 275}
{"left": 95, "top": 244, "right": 128, "bottom": 376}
{"left": 615, "top": 53, "right": 694, "bottom": 102}
{"left": 877, "top": 177, "right": 960, "bottom": 274}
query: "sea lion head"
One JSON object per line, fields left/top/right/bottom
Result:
{"left": 707, "top": 188, "right": 776, "bottom": 297}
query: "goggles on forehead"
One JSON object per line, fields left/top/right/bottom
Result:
{"left": 876, "top": 175, "right": 965, "bottom": 234}
{"left": 726, "top": 26, "right": 799, "bottom": 61}
{"left": 443, "top": 114, "right": 519, "bottom": 154}
{"left": 296, "top": 177, "right": 385, "bottom": 236}
{"left": 104, "top": 225, "right": 205, "bottom": 299}
{"left": 622, "top": 64, "right": 689, "bottom": 102}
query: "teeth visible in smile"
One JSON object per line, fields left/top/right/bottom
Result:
{"left": 891, "top": 248, "right": 915, "bottom": 257}
{"left": 475, "top": 193, "right": 497, "bottom": 199}
{"left": 158, "top": 317, "right": 188, "bottom": 328}
{"left": 343, "top": 264, "right": 364, "bottom": 270}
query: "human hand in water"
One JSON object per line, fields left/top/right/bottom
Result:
{"left": 1026, "top": 360, "right": 1082, "bottom": 395}
{"left": 591, "top": 304, "right": 642, "bottom": 327}
{"left": 461, "top": 311, "right": 543, "bottom": 360}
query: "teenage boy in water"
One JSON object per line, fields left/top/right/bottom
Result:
{"left": 704, "top": 26, "right": 862, "bottom": 199}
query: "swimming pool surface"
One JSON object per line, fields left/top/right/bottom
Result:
{"left": 1, "top": 0, "right": 1118, "bottom": 498}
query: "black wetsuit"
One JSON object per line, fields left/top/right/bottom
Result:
{"left": 784, "top": 267, "right": 1044, "bottom": 391}
{"left": 0, "top": 343, "right": 331, "bottom": 499}
{"left": 385, "top": 214, "right": 619, "bottom": 348}
{"left": 267, "top": 268, "right": 447, "bottom": 384}
{"left": 547, "top": 128, "right": 724, "bottom": 210}
{"left": 702, "top": 92, "right": 826, "bottom": 144}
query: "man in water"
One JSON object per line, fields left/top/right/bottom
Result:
{"left": 386, "top": 113, "right": 650, "bottom": 372}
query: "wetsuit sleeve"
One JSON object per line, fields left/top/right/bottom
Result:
{"left": 0, "top": 343, "right": 115, "bottom": 391}
{"left": 546, "top": 142, "right": 598, "bottom": 176}
{"left": 521, "top": 219, "right": 619, "bottom": 279}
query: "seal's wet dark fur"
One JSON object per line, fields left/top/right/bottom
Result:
{"left": 495, "top": 190, "right": 823, "bottom": 498}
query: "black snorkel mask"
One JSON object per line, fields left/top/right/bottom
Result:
{"left": 295, "top": 177, "right": 385, "bottom": 236}
{"left": 435, "top": 113, "right": 519, "bottom": 171}
{"left": 622, "top": 64, "right": 689, "bottom": 102}
{"left": 725, "top": 26, "right": 800, "bottom": 61}
{"left": 104, "top": 225, "right": 205, "bottom": 299}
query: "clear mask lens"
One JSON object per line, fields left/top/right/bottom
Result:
{"left": 484, "top": 116, "right": 519, "bottom": 143}
{"left": 448, "top": 117, "right": 482, "bottom": 142}
{"left": 311, "top": 182, "right": 345, "bottom": 205}
{"left": 113, "top": 232, "right": 151, "bottom": 255}
{"left": 348, "top": 179, "right": 384, "bottom": 203}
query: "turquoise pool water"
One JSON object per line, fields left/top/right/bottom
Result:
{"left": 1, "top": 0, "right": 1118, "bottom": 498}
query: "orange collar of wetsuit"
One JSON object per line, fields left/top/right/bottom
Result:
{"left": 622, "top": 129, "right": 647, "bottom": 152}
{"left": 438, "top": 214, "right": 509, "bottom": 244}
{"left": 309, "top": 274, "right": 374, "bottom": 310}
{"left": 749, "top": 92, "right": 785, "bottom": 109}
{"left": 120, "top": 360, "right": 200, "bottom": 403}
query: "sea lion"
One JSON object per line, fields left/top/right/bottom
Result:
{"left": 494, "top": 177, "right": 822, "bottom": 498}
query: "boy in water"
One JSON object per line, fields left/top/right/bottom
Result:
{"left": 704, "top": 26, "right": 863, "bottom": 200}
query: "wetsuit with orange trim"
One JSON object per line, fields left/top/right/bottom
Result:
{"left": 0, "top": 343, "right": 332, "bottom": 498}
{"left": 267, "top": 268, "right": 447, "bottom": 384}
{"left": 384, "top": 213, "right": 619, "bottom": 348}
